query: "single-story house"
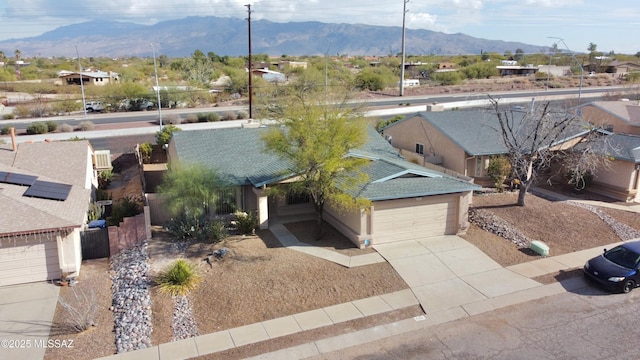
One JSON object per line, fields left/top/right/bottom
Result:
{"left": 584, "top": 133, "right": 640, "bottom": 202}
{"left": 0, "top": 138, "right": 97, "bottom": 286}
{"left": 58, "top": 70, "right": 120, "bottom": 86}
{"left": 380, "top": 110, "right": 592, "bottom": 185}
{"left": 251, "top": 68, "right": 286, "bottom": 83}
{"left": 165, "top": 126, "right": 480, "bottom": 247}
{"left": 496, "top": 64, "right": 538, "bottom": 76}
{"left": 578, "top": 100, "right": 640, "bottom": 135}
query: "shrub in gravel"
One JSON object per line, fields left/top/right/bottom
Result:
{"left": 204, "top": 218, "right": 228, "bottom": 242}
{"left": 0, "top": 125, "right": 12, "bottom": 135}
{"left": 157, "top": 259, "right": 201, "bottom": 296}
{"left": 26, "top": 122, "right": 49, "bottom": 134}
{"left": 236, "top": 110, "right": 249, "bottom": 119}
{"left": 233, "top": 210, "right": 258, "bottom": 235}
{"left": 46, "top": 120, "right": 58, "bottom": 132}
{"left": 59, "top": 123, "right": 74, "bottom": 132}
{"left": 77, "top": 120, "right": 95, "bottom": 131}
{"left": 57, "top": 287, "right": 98, "bottom": 334}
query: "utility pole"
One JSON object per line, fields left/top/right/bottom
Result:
{"left": 246, "top": 4, "right": 253, "bottom": 119}
{"left": 75, "top": 45, "right": 87, "bottom": 118}
{"left": 400, "top": 0, "right": 409, "bottom": 97}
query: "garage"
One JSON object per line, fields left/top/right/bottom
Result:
{"left": 373, "top": 194, "right": 458, "bottom": 244}
{"left": 0, "top": 235, "right": 62, "bottom": 287}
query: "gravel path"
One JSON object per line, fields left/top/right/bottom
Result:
{"left": 172, "top": 295, "right": 200, "bottom": 340}
{"left": 109, "top": 242, "right": 154, "bottom": 353}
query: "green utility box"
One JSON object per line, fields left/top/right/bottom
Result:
{"left": 530, "top": 240, "right": 549, "bottom": 257}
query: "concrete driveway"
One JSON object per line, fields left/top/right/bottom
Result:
{"left": 374, "top": 236, "right": 541, "bottom": 313}
{"left": 0, "top": 282, "right": 60, "bottom": 360}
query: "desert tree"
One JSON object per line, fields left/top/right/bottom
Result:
{"left": 489, "top": 98, "right": 609, "bottom": 206}
{"left": 260, "top": 80, "right": 371, "bottom": 239}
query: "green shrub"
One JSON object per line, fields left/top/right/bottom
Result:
{"left": 0, "top": 125, "right": 12, "bottom": 135}
{"left": 46, "top": 120, "right": 58, "bottom": 132}
{"left": 26, "top": 122, "right": 49, "bottom": 134}
{"left": 156, "top": 259, "right": 201, "bottom": 296}
{"left": 107, "top": 195, "right": 142, "bottom": 226}
{"left": 2, "top": 113, "right": 15, "bottom": 120}
{"left": 430, "top": 71, "right": 464, "bottom": 85}
{"left": 139, "top": 142, "right": 152, "bottom": 163}
{"left": 87, "top": 202, "right": 105, "bottom": 221}
{"left": 155, "top": 125, "right": 180, "bottom": 148}
{"left": 196, "top": 112, "right": 220, "bottom": 122}
{"left": 233, "top": 210, "right": 259, "bottom": 235}
{"left": 77, "top": 121, "right": 95, "bottom": 131}
{"left": 487, "top": 156, "right": 511, "bottom": 192}
{"left": 98, "top": 169, "right": 113, "bottom": 190}
{"left": 354, "top": 69, "right": 384, "bottom": 91}
{"left": 223, "top": 111, "right": 238, "bottom": 121}
{"left": 237, "top": 110, "right": 249, "bottom": 119}
{"left": 204, "top": 219, "right": 228, "bottom": 242}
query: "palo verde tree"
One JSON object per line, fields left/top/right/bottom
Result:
{"left": 490, "top": 98, "right": 607, "bottom": 206}
{"left": 260, "top": 81, "right": 371, "bottom": 239}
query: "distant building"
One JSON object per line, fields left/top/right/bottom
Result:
{"left": 58, "top": 70, "right": 119, "bottom": 86}
{"left": 251, "top": 68, "right": 286, "bottom": 83}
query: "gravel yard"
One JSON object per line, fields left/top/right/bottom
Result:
{"left": 44, "top": 187, "right": 640, "bottom": 359}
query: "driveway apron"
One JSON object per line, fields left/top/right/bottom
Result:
{"left": 0, "top": 282, "right": 60, "bottom": 360}
{"left": 374, "top": 236, "right": 541, "bottom": 313}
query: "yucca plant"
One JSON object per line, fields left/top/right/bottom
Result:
{"left": 157, "top": 259, "right": 201, "bottom": 296}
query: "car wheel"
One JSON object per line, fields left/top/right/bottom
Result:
{"left": 87, "top": 108, "right": 94, "bottom": 112}
{"left": 146, "top": 106, "right": 153, "bottom": 111}
{"left": 623, "top": 280, "right": 635, "bottom": 293}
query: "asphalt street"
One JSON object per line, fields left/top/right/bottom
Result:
{"left": 309, "top": 282, "right": 640, "bottom": 360}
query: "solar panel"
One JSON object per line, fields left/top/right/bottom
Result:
{"left": 23, "top": 180, "right": 72, "bottom": 201}
{"left": 0, "top": 171, "right": 38, "bottom": 186}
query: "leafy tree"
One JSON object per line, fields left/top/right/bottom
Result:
{"left": 157, "top": 163, "right": 226, "bottom": 221}
{"left": 430, "top": 71, "right": 464, "bottom": 85}
{"left": 354, "top": 68, "right": 384, "bottom": 91}
{"left": 514, "top": 48, "right": 525, "bottom": 61}
{"left": 462, "top": 62, "right": 498, "bottom": 79}
{"left": 262, "top": 94, "right": 371, "bottom": 239}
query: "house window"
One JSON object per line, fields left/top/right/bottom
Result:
{"left": 214, "top": 188, "right": 237, "bottom": 215}
{"left": 287, "top": 191, "right": 310, "bottom": 205}
{"left": 415, "top": 143, "right": 424, "bottom": 155}
{"left": 475, "top": 157, "right": 483, "bottom": 176}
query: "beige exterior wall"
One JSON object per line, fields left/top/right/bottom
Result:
{"left": 381, "top": 116, "right": 469, "bottom": 175}
{"left": 580, "top": 106, "right": 640, "bottom": 135}
{"left": 324, "top": 205, "right": 368, "bottom": 248}
{"left": 58, "top": 228, "right": 82, "bottom": 277}
{"left": 591, "top": 159, "right": 639, "bottom": 201}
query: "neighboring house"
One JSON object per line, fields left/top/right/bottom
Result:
{"left": 496, "top": 64, "right": 538, "bottom": 76}
{"left": 604, "top": 61, "right": 640, "bottom": 76}
{"left": 165, "top": 126, "right": 479, "bottom": 247}
{"left": 59, "top": 70, "right": 120, "bottom": 86}
{"left": 251, "top": 68, "right": 286, "bottom": 83}
{"left": 0, "top": 139, "right": 98, "bottom": 286}
{"left": 380, "top": 111, "right": 592, "bottom": 185}
{"left": 537, "top": 65, "right": 571, "bottom": 77}
{"left": 586, "top": 133, "right": 640, "bottom": 202}
{"left": 578, "top": 100, "right": 640, "bottom": 135}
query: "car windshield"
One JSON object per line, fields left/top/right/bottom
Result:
{"left": 604, "top": 246, "right": 640, "bottom": 269}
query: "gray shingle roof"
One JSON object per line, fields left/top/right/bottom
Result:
{"left": 170, "top": 126, "right": 480, "bottom": 201}
{"left": 0, "top": 142, "right": 92, "bottom": 235}
{"left": 389, "top": 110, "right": 592, "bottom": 156}
{"left": 596, "top": 133, "right": 640, "bottom": 163}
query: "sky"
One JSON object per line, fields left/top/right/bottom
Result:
{"left": 1, "top": 0, "right": 638, "bottom": 54}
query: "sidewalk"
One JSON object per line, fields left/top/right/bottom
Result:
{"left": 96, "top": 215, "right": 631, "bottom": 360}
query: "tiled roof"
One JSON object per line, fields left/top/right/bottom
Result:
{"left": 170, "top": 126, "right": 479, "bottom": 201}
{"left": 0, "top": 142, "right": 92, "bottom": 235}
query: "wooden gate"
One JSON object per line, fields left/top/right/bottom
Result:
{"left": 81, "top": 228, "right": 110, "bottom": 259}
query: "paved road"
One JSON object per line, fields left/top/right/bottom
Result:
{"left": 309, "top": 283, "right": 640, "bottom": 360}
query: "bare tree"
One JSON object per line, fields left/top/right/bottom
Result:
{"left": 490, "top": 98, "right": 609, "bottom": 206}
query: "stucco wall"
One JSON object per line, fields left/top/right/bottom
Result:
{"left": 581, "top": 106, "right": 640, "bottom": 135}
{"left": 382, "top": 116, "right": 468, "bottom": 174}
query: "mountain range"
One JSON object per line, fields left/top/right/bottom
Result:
{"left": 0, "top": 16, "right": 548, "bottom": 58}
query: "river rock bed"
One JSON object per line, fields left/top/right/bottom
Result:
{"left": 109, "top": 242, "right": 153, "bottom": 353}
{"left": 172, "top": 295, "right": 200, "bottom": 340}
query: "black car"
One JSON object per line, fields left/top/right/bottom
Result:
{"left": 583, "top": 241, "right": 640, "bottom": 293}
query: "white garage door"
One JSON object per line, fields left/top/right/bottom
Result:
{"left": 373, "top": 195, "right": 457, "bottom": 244}
{"left": 0, "top": 237, "right": 61, "bottom": 286}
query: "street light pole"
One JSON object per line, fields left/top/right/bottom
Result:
{"left": 150, "top": 43, "right": 162, "bottom": 130}
{"left": 399, "top": 0, "right": 409, "bottom": 97}
{"left": 548, "top": 37, "right": 583, "bottom": 105}
{"left": 75, "top": 45, "right": 87, "bottom": 118}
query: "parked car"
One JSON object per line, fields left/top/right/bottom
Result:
{"left": 118, "top": 99, "right": 155, "bottom": 111}
{"left": 583, "top": 241, "right": 640, "bottom": 293}
{"left": 85, "top": 101, "right": 105, "bottom": 112}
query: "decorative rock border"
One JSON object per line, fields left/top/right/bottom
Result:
{"left": 109, "top": 242, "right": 153, "bottom": 353}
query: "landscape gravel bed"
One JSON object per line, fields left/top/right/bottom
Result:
{"left": 109, "top": 242, "right": 153, "bottom": 353}
{"left": 172, "top": 295, "right": 199, "bottom": 340}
